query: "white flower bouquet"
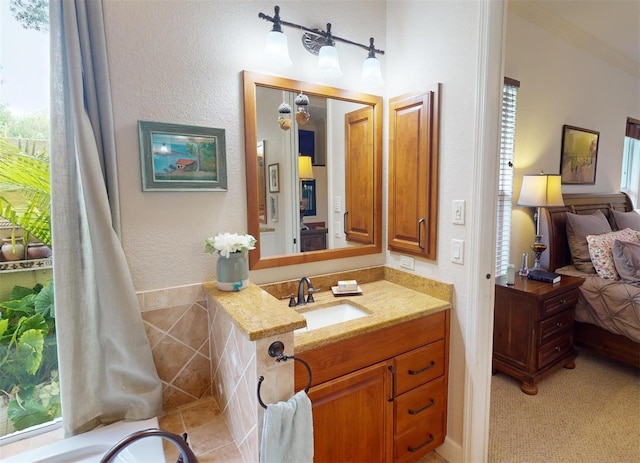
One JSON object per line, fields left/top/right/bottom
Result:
{"left": 205, "top": 232, "right": 256, "bottom": 258}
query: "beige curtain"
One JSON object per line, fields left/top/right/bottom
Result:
{"left": 49, "top": 0, "right": 162, "bottom": 436}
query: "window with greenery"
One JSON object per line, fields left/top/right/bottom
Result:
{"left": 495, "top": 77, "right": 520, "bottom": 277}
{"left": 0, "top": 0, "right": 58, "bottom": 438}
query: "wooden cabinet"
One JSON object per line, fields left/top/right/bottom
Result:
{"left": 345, "top": 105, "right": 377, "bottom": 245}
{"left": 388, "top": 87, "right": 440, "bottom": 259}
{"left": 295, "top": 310, "right": 449, "bottom": 462}
{"left": 300, "top": 227, "right": 327, "bottom": 252}
{"left": 493, "top": 274, "right": 584, "bottom": 395}
{"left": 308, "top": 362, "right": 392, "bottom": 462}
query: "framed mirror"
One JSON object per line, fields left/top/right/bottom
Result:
{"left": 243, "top": 71, "right": 383, "bottom": 270}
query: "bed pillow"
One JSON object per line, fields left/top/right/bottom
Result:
{"left": 612, "top": 240, "right": 640, "bottom": 286}
{"left": 610, "top": 209, "right": 640, "bottom": 231}
{"left": 586, "top": 228, "right": 640, "bottom": 280}
{"left": 566, "top": 210, "right": 612, "bottom": 274}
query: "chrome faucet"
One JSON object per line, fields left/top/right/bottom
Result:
{"left": 100, "top": 428, "right": 198, "bottom": 463}
{"left": 296, "top": 276, "right": 314, "bottom": 306}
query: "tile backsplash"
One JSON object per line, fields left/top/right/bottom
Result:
{"left": 138, "top": 283, "right": 211, "bottom": 410}
{"left": 138, "top": 283, "right": 291, "bottom": 462}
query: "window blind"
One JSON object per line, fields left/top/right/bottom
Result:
{"left": 495, "top": 78, "right": 520, "bottom": 277}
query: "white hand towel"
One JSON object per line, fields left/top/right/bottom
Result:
{"left": 260, "top": 390, "right": 314, "bottom": 463}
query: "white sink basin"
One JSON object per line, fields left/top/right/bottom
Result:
{"left": 296, "top": 301, "right": 371, "bottom": 332}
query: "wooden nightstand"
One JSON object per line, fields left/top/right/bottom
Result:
{"left": 493, "top": 274, "right": 584, "bottom": 395}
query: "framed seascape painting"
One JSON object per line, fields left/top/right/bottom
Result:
{"left": 138, "top": 121, "right": 227, "bottom": 191}
{"left": 560, "top": 125, "right": 599, "bottom": 185}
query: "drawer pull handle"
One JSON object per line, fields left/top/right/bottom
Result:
{"left": 408, "top": 433, "right": 434, "bottom": 452}
{"left": 555, "top": 346, "right": 561, "bottom": 352}
{"left": 409, "top": 361, "right": 436, "bottom": 375}
{"left": 408, "top": 399, "right": 435, "bottom": 415}
{"left": 388, "top": 365, "right": 396, "bottom": 402}
{"left": 556, "top": 322, "right": 563, "bottom": 327}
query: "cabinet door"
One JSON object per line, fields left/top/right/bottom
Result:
{"left": 388, "top": 87, "right": 440, "bottom": 259}
{"left": 308, "top": 361, "right": 393, "bottom": 462}
{"left": 345, "top": 105, "right": 376, "bottom": 244}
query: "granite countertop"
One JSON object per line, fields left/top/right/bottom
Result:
{"left": 203, "top": 266, "right": 452, "bottom": 352}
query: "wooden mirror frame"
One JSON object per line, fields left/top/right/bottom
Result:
{"left": 242, "top": 70, "right": 383, "bottom": 270}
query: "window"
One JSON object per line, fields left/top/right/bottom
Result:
{"left": 620, "top": 117, "right": 640, "bottom": 209}
{"left": 495, "top": 77, "right": 520, "bottom": 277}
{"left": 0, "top": 0, "right": 58, "bottom": 440}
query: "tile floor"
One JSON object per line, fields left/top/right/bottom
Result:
{"left": 0, "top": 395, "right": 448, "bottom": 462}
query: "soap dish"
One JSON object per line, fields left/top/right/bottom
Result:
{"left": 331, "top": 285, "right": 363, "bottom": 296}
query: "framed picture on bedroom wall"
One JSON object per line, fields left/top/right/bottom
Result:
{"left": 560, "top": 125, "right": 599, "bottom": 185}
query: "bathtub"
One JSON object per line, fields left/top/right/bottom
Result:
{"left": 2, "top": 418, "right": 166, "bottom": 463}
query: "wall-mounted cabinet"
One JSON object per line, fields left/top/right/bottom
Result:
{"left": 388, "top": 87, "right": 440, "bottom": 259}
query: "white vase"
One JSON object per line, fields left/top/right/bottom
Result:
{"left": 216, "top": 251, "right": 249, "bottom": 291}
{"left": 1, "top": 237, "right": 25, "bottom": 261}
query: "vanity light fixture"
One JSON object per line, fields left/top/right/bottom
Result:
{"left": 258, "top": 5, "right": 385, "bottom": 86}
{"left": 263, "top": 6, "right": 292, "bottom": 68}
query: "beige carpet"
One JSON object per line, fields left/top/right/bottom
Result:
{"left": 489, "top": 348, "right": 640, "bottom": 463}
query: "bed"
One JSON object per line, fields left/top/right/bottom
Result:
{"left": 540, "top": 192, "right": 640, "bottom": 368}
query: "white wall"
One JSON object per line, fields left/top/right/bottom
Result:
{"left": 386, "top": 0, "right": 485, "bottom": 457}
{"left": 103, "top": 0, "right": 387, "bottom": 291}
{"left": 505, "top": 6, "right": 640, "bottom": 266}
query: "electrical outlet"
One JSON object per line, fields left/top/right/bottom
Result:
{"left": 452, "top": 239, "right": 464, "bottom": 264}
{"left": 334, "top": 196, "right": 341, "bottom": 212}
{"left": 400, "top": 255, "right": 415, "bottom": 270}
{"left": 334, "top": 221, "right": 341, "bottom": 238}
{"left": 453, "top": 200, "right": 465, "bottom": 225}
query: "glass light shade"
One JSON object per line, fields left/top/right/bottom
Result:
{"left": 298, "top": 156, "right": 314, "bottom": 180}
{"left": 517, "top": 174, "right": 564, "bottom": 207}
{"left": 361, "top": 56, "right": 384, "bottom": 88}
{"left": 317, "top": 45, "right": 342, "bottom": 78}
{"left": 264, "top": 30, "right": 292, "bottom": 68}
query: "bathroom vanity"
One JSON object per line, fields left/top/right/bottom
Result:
{"left": 203, "top": 265, "right": 451, "bottom": 462}
{"left": 295, "top": 308, "right": 448, "bottom": 462}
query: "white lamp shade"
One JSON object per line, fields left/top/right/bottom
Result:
{"left": 264, "top": 30, "right": 292, "bottom": 68}
{"left": 317, "top": 45, "right": 342, "bottom": 78}
{"left": 361, "top": 56, "right": 384, "bottom": 88}
{"left": 518, "top": 174, "right": 564, "bottom": 207}
{"left": 298, "top": 156, "right": 314, "bottom": 180}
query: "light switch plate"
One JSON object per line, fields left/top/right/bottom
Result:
{"left": 452, "top": 239, "right": 464, "bottom": 264}
{"left": 334, "top": 196, "right": 341, "bottom": 212}
{"left": 453, "top": 200, "right": 465, "bottom": 225}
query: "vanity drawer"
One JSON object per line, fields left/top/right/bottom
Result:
{"left": 394, "top": 340, "right": 445, "bottom": 395}
{"left": 539, "top": 309, "right": 573, "bottom": 344}
{"left": 395, "top": 376, "right": 445, "bottom": 435}
{"left": 540, "top": 290, "right": 578, "bottom": 318}
{"left": 538, "top": 332, "right": 573, "bottom": 368}
{"left": 394, "top": 410, "right": 444, "bottom": 463}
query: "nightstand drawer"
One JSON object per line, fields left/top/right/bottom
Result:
{"left": 541, "top": 290, "right": 578, "bottom": 317}
{"left": 395, "top": 376, "right": 445, "bottom": 435}
{"left": 538, "top": 332, "right": 573, "bottom": 367}
{"left": 539, "top": 310, "right": 574, "bottom": 344}
{"left": 394, "top": 340, "right": 445, "bottom": 395}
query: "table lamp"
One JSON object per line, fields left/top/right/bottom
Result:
{"left": 517, "top": 173, "right": 564, "bottom": 269}
{"left": 298, "top": 155, "right": 314, "bottom": 230}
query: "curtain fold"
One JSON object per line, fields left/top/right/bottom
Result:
{"left": 50, "top": 0, "right": 162, "bottom": 436}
